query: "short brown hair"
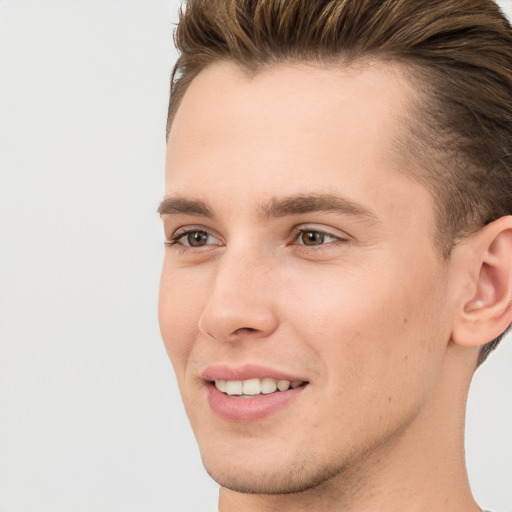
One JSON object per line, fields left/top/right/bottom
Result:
{"left": 167, "top": 0, "right": 512, "bottom": 365}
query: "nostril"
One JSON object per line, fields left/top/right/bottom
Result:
{"left": 233, "top": 327, "right": 258, "bottom": 335}
{"left": 204, "top": 326, "right": 265, "bottom": 343}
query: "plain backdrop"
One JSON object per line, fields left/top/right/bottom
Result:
{"left": 0, "top": 1, "right": 511, "bottom": 511}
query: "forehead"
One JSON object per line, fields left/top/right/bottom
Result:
{"left": 168, "top": 59, "right": 415, "bottom": 146}
{"left": 165, "top": 60, "right": 432, "bottom": 230}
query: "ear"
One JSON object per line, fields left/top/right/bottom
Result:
{"left": 451, "top": 216, "right": 512, "bottom": 348}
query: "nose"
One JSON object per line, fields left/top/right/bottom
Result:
{"left": 197, "top": 248, "right": 279, "bottom": 343}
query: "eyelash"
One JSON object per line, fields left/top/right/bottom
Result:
{"left": 289, "top": 226, "right": 344, "bottom": 248}
{"left": 165, "top": 227, "right": 221, "bottom": 250}
{"left": 165, "top": 225, "right": 348, "bottom": 253}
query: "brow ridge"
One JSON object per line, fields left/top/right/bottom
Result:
{"left": 261, "top": 193, "right": 377, "bottom": 221}
{"left": 157, "top": 196, "right": 214, "bottom": 217}
{"left": 158, "top": 192, "right": 377, "bottom": 223}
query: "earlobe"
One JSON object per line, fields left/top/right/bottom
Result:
{"left": 451, "top": 216, "right": 512, "bottom": 348}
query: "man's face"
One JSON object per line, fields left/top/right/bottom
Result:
{"left": 159, "top": 61, "right": 458, "bottom": 493}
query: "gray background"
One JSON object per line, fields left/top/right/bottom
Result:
{"left": 0, "top": 1, "right": 511, "bottom": 511}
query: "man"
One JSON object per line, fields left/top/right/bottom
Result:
{"left": 158, "top": 1, "right": 512, "bottom": 510}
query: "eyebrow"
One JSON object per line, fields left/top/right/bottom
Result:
{"left": 261, "top": 193, "right": 378, "bottom": 222}
{"left": 157, "top": 196, "right": 214, "bottom": 217}
{"left": 158, "top": 192, "right": 377, "bottom": 223}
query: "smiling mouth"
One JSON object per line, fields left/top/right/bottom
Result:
{"left": 214, "top": 378, "right": 307, "bottom": 397}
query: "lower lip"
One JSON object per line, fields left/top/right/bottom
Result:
{"left": 206, "top": 383, "right": 307, "bottom": 423}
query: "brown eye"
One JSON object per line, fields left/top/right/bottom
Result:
{"left": 185, "top": 231, "right": 209, "bottom": 246}
{"left": 300, "top": 231, "right": 326, "bottom": 245}
{"left": 167, "top": 228, "right": 222, "bottom": 250}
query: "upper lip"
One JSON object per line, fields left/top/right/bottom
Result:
{"left": 201, "top": 364, "right": 308, "bottom": 383}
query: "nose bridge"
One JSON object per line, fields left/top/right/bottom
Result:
{"left": 198, "top": 243, "right": 278, "bottom": 341}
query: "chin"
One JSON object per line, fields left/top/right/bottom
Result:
{"left": 201, "top": 449, "right": 350, "bottom": 496}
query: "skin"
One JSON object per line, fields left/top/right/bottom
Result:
{"left": 159, "top": 61, "right": 509, "bottom": 511}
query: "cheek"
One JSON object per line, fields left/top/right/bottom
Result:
{"left": 287, "top": 265, "right": 450, "bottom": 446}
{"left": 158, "top": 262, "right": 205, "bottom": 376}
{"left": 284, "top": 258, "right": 449, "bottom": 391}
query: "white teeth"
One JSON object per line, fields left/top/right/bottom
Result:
{"left": 216, "top": 380, "right": 227, "bottom": 393}
{"left": 261, "top": 378, "right": 277, "bottom": 394}
{"left": 225, "top": 380, "right": 243, "bottom": 395}
{"left": 214, "top": 378, "right": 305, "bottom": 396}
{"left": 277, "top": 380, "right": 290, "bottom": 391}
{"left": 242, "top": 378, "right": 261, "bottom": 395}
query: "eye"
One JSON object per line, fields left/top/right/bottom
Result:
{"left": 182, "top": 230, "right": 211, "bottom": 247}
{"left": 295, "top": 229, "right": 339, "bottom": 246}
{"left": 167, "top": 229, "right": 222, "bottom": 248}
